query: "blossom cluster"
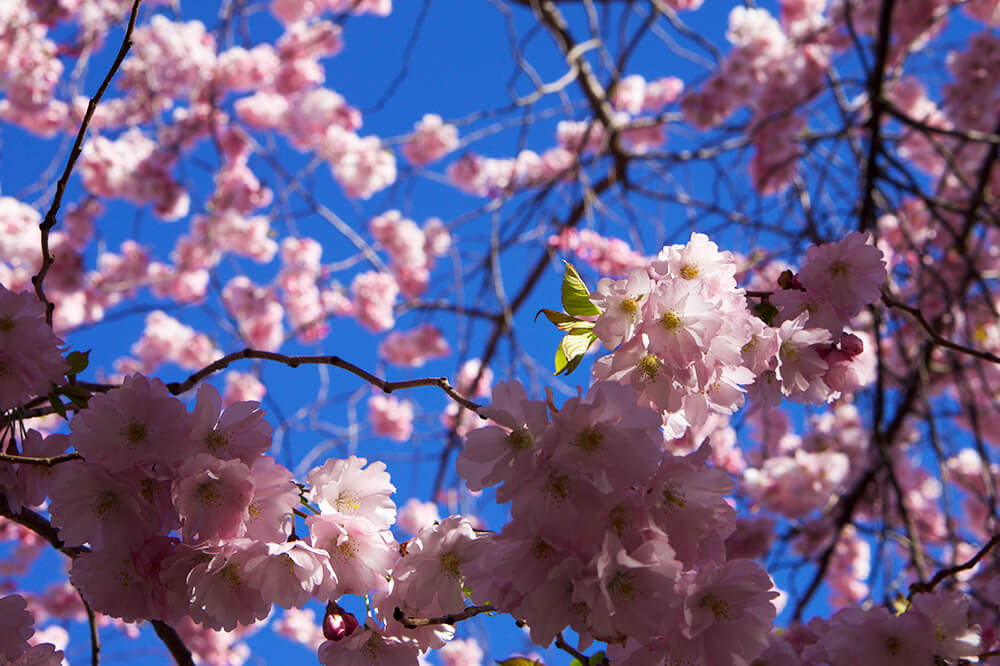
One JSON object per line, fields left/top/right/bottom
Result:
{"left": 457, "top": 379, "right": 779, "bottom": 664}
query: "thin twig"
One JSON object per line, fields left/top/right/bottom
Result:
{"left": 32, "top": 0, "right": 143, "bottom": 326}
{"left": 164, "top": 348, "right": 484, "bottom": 414}
{"left": 81, "top": 596, "right": 101, "bottom": 666}
{"left": 392, "top": 604, "right": 495, "bottom": 629}
{"left": 910, "top": 533, "right": 1000, "bottom": 598}
{"left": 882, "top": 288, "right": 1000, "bottom": 365}
{"left": 0, "top": 452, "right": 83, "bottom": 467}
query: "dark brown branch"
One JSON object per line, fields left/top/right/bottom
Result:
{"left": 856, "top": 0, "right": 896, "bottom": 232}
{"left": 81, "top": 596, "right": 101, "bottom": 666}
{"left": 0, "top": 452, "right": 83, "bottom": 467}
{"left": 882, "top": 289, "right": 1000, "bottom": 365}
{"left": 392, "top": 604, "right": 495, "bottom": 629}
{"left": 32, "top": 0, "right": 143, "bottom": 326}
{"left": 164, "top": 348, "right": 484, "bottom": 414}
{"left": 910, "top": 533, "right": 1000, "bottom": 598}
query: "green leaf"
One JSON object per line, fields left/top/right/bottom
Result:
{"left": 554, "top": 330, "right": 597, "bottom": 376}
{"left": 65, "top": 350, "right": 90, "bottom": 376}
{"left": 561, "top": 261, "right": 601, "bottom": 317}
{"left": 48, "top": 392, "right": 67, "bottom": 419}
{"left": 535, "top": 308, "right": 593, "bottom": 332}
{"left": 752, "top": 301, "right": 779, "bottom": 325}
{"left": 569, "top": 652, "right": 607, "bottom": 666}
{"left": 496, "top": 659, "right": 544, "bottom": 666}
{"left": 59, "top": 385, "right": 91, "bottom": 408}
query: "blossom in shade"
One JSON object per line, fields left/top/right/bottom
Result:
{"left": 0, "top": 286, "right": 69, "bottom": 411}
{"left": 391, "top": 515, "right": 479, "bottom": 615}
{"left": 0, "top": 594, "right": 33, "bottom": 660}
{"left": 172, "top": 454, "right": 254, "bottom": 543}
{"left": 69, "top": 374, "right": 194, "bottom": 473}
{"left": 456, "top": 380, "right": 549, "bottom": 494}
{"left": 187, "top": 540, "right": 272, "bottom": 631}
{"left": 189, "top": 383, "right": 273, "bottom": 463}
{"left": 797, "top": 231, "right": 886, "bottom": 317}
{"left": 317, "top": 625, "right": 419, "bottom": 666}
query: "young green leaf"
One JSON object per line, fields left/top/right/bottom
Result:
{"left": 536, "top": 308, "right": 585, "bottom": 332}
{"left": 48, "top": 392, "right": 67, "bottom": 419}
{"left": 554, "top": 330, "right": 597, "bottom": 376}
{"left": 496, "top": 659, "right": 544, "bottom": 666}
{"left": 561, "top": 261, "right": 601, "bottom": 317}
{"left": 65, "top": 350, "right": 91, "bottom": 376}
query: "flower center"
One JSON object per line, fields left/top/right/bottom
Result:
{"left": 830, "top": 259, "right": 849, "bottom": 277}
{"left": 93, "top": 490, "right": 119, "bottom": 516}
{"left": 637, "top": 354, "right": 661, "bottom": 381}
{"left": 620, "top": 297, "right": 639, "bottom": 319}
{"left": 120, "top": 419, "right": 148, "bottom": 446}
{"left": 680, "top": 264, "right": 699, "bottom": 280}
{"left": 660, "top": 310, "right": 682, "bottom": 331}
{"left": 699, "top": 593, "right": 730, "bottom": 620}
{"left": 507, "top": 428, "right": 533, "bottom": 450}
{"left": 440, "top": 552, "right": 463, "bottom": 579}
{"left": 196, "top": 481, "right": 222, "bottom": 508}
{"left": 335, "top": 491, "right": 362, "bottom": 513}
{"left": 572, "top": 425, "right": 603, "bottom": 452}
{"left": 204, "top": 430, "right": 229, "bottom": 453}
{"left": 0, "top": 317, "right": 14, "bottom": 333}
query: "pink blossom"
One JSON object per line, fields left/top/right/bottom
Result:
{"left": 321, "top": 126, "right": 396, "bottom": 199}
{"left": 306, "top": 514, "right": 397, "bottom": 596}
{"left": 189, "top": 383, "right": 273, "bottom": 463}
{"left": 223, "top": 371, "right": 266, "bottom": 407}
{"left": 350, "top": 271, "right": 398, "bottom": 332}
{"left": 308, "top": 456, "right": 396, "bottom": 529}
{"left": 69, "top": 374, "right": 193, "bottom": 473}
{"left": 402, "top": 114, "right": 459, "bottom": 165}
{"left": 591, "top": 267, "right": 651, "bottom": 349}
{"left": 396, "top": 498, "right": 441, "bottom": 536}
{"left": 243, "top": 456, "right": 299, "bottom": 542}
{"left": 666, "top": 560, "right": 779, "bottom": 666}
{"left": 798, "top": 231, "right": 887, "bottom": 317}
{"left": 273, "top": 608, "right": 326, "bottom": 651}
{"left": 456, "top": 380, "right": 549, "bottom": 493}
{"left": 242, "top": 540, "right": 336, "bottom": 608}
{"left": 438, "top": 637, "right": 484, "bottom": 666}
{"left": 215, "top": 45, "right": 279, "bottom": 91}
{"left": 317, "top": 626, "right": 419, "bottom": 666}
{"left": 173, "top": 454, "right": 254, "bottom": 543}
{"left": 0, "top": 286, "right": 68, "bottom": 411}
{"left": 775, "top": 314, "right": 832, "bottom": 402}
{"left": 187, "top": 540, "right": 272, "bottom": 631}
{"left": 0, "top": 594, "right": 33, "bottom": 660}
{"left": 222, "top": 276, "right": 286, "bottom": 351}
{"left": 47, "top": 461, "right": 156, "bottom": 550}
{"left": 456, "top": 359, "right": 493, "bottom": 398}
{"left": 379, "top": 324, "right": 451, "bottom": 367}
{"left": 391, "top": 515, "right": 479, "bottom": 615}
{"left": 368, "top": 394, "right": 415, "bottom": 442}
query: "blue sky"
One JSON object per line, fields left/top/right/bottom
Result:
{"left": 3, "top": 0, "right": 980, "bottom": 663}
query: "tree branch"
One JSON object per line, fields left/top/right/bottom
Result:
{"left": 391, "top": 604, "right": 495, "bottom": 629}
{"left": 32, "top": 0, "right": 143, "bottom": 326}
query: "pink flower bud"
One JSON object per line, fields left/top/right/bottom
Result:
{"left": 322, "top": 603, "right": 359, "bottom": 641}
{"left": 840, "top": 332, "right": 864, "bottom": 357}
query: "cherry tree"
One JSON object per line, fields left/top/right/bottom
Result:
{"left": 1, "top": 0, "right": 1000, "bottom": 664}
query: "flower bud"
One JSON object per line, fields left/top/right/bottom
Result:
{"left": 322, "top": 603, "right": 359, "bottom": 641}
